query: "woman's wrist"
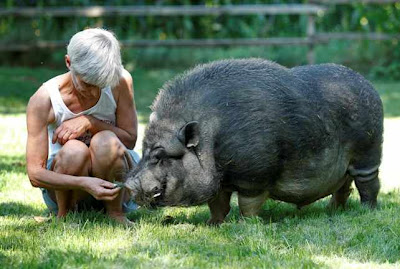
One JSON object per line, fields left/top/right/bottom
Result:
{"left": 75, "top": 176, "right": 88, "bottom": 191}
{"left": 83, "top": 115, "right": 95, "bottom": 133}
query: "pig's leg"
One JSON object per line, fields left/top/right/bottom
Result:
{"left": 328, "top": 175, "right": 353, "bottom": 209}
{"left": 207, "top": 190, "right": 232, "bottom": 225}
{"left": 238, "top": 191, "right": 269, "bottom": 217}
{"left": 348, "top": 164, "right": 380, "bottom": 208}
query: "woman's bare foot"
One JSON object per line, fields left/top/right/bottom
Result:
{"left": 107, "top": 212, "right": 134, "bottom": 226}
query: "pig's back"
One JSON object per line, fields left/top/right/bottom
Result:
{"left": 289, "top": 64, "right": 383, "bottom": 150}
{"left": 202, "top": 60, "right": 332, "bottom": 188}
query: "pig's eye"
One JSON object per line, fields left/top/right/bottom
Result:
{"left": 150, "top": 148, "right": 167, "bottom": 164}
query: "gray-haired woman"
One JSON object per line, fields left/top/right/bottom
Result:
{"left": 26, "top": 28, "right": 139, "bottom": 225}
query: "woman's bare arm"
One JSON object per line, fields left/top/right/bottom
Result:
{"left": 26, "top": 86, "right": 120, "bottom": 200}
{"left": 52, "top": 70, "right": 138, "bottom": 149}
{"left": 87, "top": 70, "right": 138, "bottom": 149}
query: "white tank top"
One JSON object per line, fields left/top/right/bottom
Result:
{"left": 44, "top": 77, "right": 117, "bottom": 159}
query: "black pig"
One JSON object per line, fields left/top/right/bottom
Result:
{"left": 126, "top": 59, "right": 383, "bottom": 224}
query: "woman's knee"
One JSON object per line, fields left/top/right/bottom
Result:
{"left": 53, "top": 140, "right": 90, "bottom": 174}
{"left": 90, "top": 131, "right": 125, "bottom": 166}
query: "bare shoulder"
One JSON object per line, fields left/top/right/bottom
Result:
{"left": 120, "top": 68, "right": 133, "bottom": 85}
{"left": 27, "top": 84, "right": 53, "bottom": 125}
{"left": 113, "top": 69, "right": 134, "bottom": 102}
{"left": 116, "top": 69, "right": 133, "bottom": 91}
{"left": 28, "top": 85, "right": 50, "bottom": 111}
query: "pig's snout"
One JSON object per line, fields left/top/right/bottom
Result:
{"left": 126, "top": 175, "right": 164, "bottom": 206}
{"left": 141, "top": 180, "right": 164, "bottom": 205}
{"left": 124, "top": 177, "right": 140, "bottom": 197}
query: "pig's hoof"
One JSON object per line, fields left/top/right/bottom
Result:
{"left": 207, "top": 218, "right": 224, "bottom": 226}
{"left": 161, "top": 215, "right": 175, "bottom": 225}
{"left": 327, "top": 200, "right": 346, "bottom": 210}
{"left": 361, "top": 200, "right": 378, "bottom": 209}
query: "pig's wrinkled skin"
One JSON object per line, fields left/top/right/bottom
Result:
{"left": 126, "top": 59, "right": 383, "bottom": 224}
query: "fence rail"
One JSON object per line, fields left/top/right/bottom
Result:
{"left": 316, "top": 32, "right": 400, "bottom": 41}
{"left": 0, "top": 37, "right": 316, "bottom": 52}
{"left": 311, "top": 0, "right": 399, "bottom": 4}
{"left": 0, "top": 4, "right": 326, "bottom": 17}
{"left": 3, "top": 32, "right": 398, "bottom": 51}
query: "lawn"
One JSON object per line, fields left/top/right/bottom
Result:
{"left": 1, "top": 67, "right": 400, "bottom": 268}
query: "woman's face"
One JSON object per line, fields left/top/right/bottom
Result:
{"left": 65, "top": 54, "right": 100, "bottom": 97}
{"left": 70, "top": 72, "right": 100, "bottom": 97}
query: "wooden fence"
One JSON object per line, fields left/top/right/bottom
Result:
{"left": 0, "top": 2, "right": 399, "bottom": 64}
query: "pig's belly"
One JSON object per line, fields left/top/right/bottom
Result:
{"left": 269, "top": 147, "right": 351, "bottom": 206}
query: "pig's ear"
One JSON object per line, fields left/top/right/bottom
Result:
{"left": 178, "top": 121, "right": 199, "bottom": 148}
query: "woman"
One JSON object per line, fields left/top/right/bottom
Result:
{"left": 26, "top": 28, "right": 139, "bottom": 224}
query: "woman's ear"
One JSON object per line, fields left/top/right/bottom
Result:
{"left": 65, "top": 55, "right": 71, "bottom": 70}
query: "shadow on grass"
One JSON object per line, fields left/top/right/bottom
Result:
{"left": 0, "top": 202, "right": 45, "bottom": 216}
{"left": 0, "top": 253, "right": 7, "bottom": 266}
{"left": 128, "top": 206, "right": 211, "bottom": 225}
{"left": 133, "top": 191, "right": 400, "bottom": 226}
{"left": 0, "top": 155, "right": 26, "bottom": 174}
{"left": 135, "top": 198, "right": 336, "bottom": 226}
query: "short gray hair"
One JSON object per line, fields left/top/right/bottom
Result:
{"left": 67, "top": 28, "right": 123, "bottom": 88}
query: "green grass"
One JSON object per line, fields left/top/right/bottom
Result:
{"left": 1, "top": 67, "right": 400, "bottom": 268}
{"left": 373, "top": 81, "right": 400, "bottom": 118}
{"left": 0, "top": 66, "right": 181, "bottom": 123}
{"left": 1, "top": 66, "right": 400, "bottom": 120}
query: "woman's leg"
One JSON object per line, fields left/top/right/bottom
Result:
{"left": 50, "top": 140, "right": 91, "bottom": 217}
{"left": 89, "top": 130, "right": 134, "bottom": 224}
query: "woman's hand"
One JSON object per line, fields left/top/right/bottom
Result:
{"left": 80, "top": 176, "right": 121, "bottom": 201}
{"left": 52, "top": 115, "right": 92, "bottom": 145}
